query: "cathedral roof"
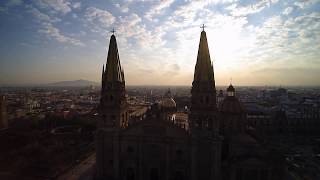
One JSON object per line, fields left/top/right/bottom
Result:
{"left": 219, "top": 96, "right": 245, "bottom": 114}
{"left": 193, "top": 30, "right": 215, "bottom": 83}
{"left": 160, "top": 97, "right": 177, "bottom": 109}
{"left": 219, "top": 83, "right": 245, "bottom": 113}
{"left": 104, "top": 34, "right": 125, "bottom": 82}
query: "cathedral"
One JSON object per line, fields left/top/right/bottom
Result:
{"left": 95, "top": 29, "right": 285, "bottom": 180}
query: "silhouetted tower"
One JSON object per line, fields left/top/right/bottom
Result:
{"left": 96, "top": 33, "right": 129, "bottom": 179}
{"left": 219, "top": 84, "right": 246, "bottom": 136}
{"left": 190, "top": 28, "right": 219, "bottom": 136}
{"left": 0, "top": 95, "right": 8, "bottom": 129}
{"left": 189, "top": 27, "right": 221, "bottom": 180}
{"left": 99, "top": 33, "right": 128, "bottom": 129}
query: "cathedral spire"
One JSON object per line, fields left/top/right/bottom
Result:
{"left": 102, "top": 64, "right": 105, "bottom": 79}
{"left": 101, "top": 64, "right": 105, "bottom": 91}
{"left": 105, "top": 34, "right": 124, "bottom": 83}
{"left": 193, "top": 30, "right": 215, "bottom": 84}
{"left": 99, "top": 33, "right": 128, "bottom": 129}
{"left": 190, "top": 29, "right": 218, "bottom": 136}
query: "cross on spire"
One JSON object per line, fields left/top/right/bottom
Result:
{"left": 200, "top": 24, "right": 206, "bottom": 31}
{"left": 110, "top": 28, "right": 116, "bottom": 35}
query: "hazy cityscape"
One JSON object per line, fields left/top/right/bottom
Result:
{"left": 1, "top": 84, "right": 320, "bottom": 179}
{"left": 1, "top": 0, "right": 320, "bottom": 180}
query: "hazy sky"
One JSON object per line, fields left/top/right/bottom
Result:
{"left": 0, "top": 0, "right": 319, "bottom": 86}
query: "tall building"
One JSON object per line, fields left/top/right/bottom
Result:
{"left": 95, "top": 29, "right": 285, "bottom": 180}
{"left": 189, "top": 30, "right": 222, "bottom": 180}
{"left": 0, "top": 95, "right": 8, "bottom": 130}
{"left": 96, "top": 34, "right": 129, "bottom": 179}
{"left": 218, "top": 85, "right": 286, "bottom": 180}
{"left": 219, "top": 84, "right": 246, "bottom": 136}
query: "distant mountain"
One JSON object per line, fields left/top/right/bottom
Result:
{"left": 48, "top": 80, "right": 99, "bottom": 87}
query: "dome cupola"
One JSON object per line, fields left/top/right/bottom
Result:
{"left": 227, "top": 84, "right": 235, "bottom": 97}
{"left": 159, "top": 89, "right": 177, "bottom": 110}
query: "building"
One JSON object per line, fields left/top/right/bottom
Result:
{"left": 95, "top": 29, "right": 286, "bottom": 180}
{"left": 218, "top": 85, "right": 285, "bottom": 180}
{"left": 0, "top": 95, "right": 8, "bottom": 130}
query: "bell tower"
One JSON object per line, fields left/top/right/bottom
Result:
{"left": 189, "top": 28, "right": 219, "bottom": 136}
{"left": 96, "top": 33, "right": 129, "bottom": 179}
{"left": 99, "top": 33, "right": 128, "bottom": 129}
{"left": 189, "top": 27, "right": 221, "bottom": 180}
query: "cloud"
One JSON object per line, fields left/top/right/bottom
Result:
{"left": 39, "top": 22, "right": 85, "bottom": 46}
{"left": 119, "top": 13, "right": 142, "bottom": 28}
{"left": 145, "top": 0, "right": 175, "bottom": 20}
{"left": 283, "top": 7, "right": 293, "bottom": 15}
{"left": 294, "top": 0, "right": 319, "bottom": 9}
{"left": 226, "top": 0, "right": 278, "bottom": 17}
{"left": 85, "top": 7, "right": 115, "bottom": 28}
{"left": 6, "top": 0, "right": 23, "bottom": 7}
{"left": 115, "top": 3, "right": 129, "bottom": 13}
{"left": 0, "top": 0, "right": 23, "bottom": 13}
{"left": 28, "top": 6, "right": 61, "bottom": 22}
{"left": 36, "top": 0, "right": 72, "bottom": 14}
{"left": 27, "top": 5, "right": 84, "bottom": 47}
{"left": 3, "top": 0, "right": 320, "bottom": 85}
{"left": 72, "top": 2, "right": 81, "bottom": 9}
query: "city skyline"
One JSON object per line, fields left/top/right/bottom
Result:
{"left": 0, "top": 0, "right": 320, "bottom": 86}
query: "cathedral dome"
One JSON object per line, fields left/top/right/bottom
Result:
{"left": 160, "top": 97, "right": 177, "bottom": 109}
{"left": 159, "top": 89, "right": 177, "bottom": 110}
{"left": 219, "top": 96, "right": 245, "bottom": 114}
